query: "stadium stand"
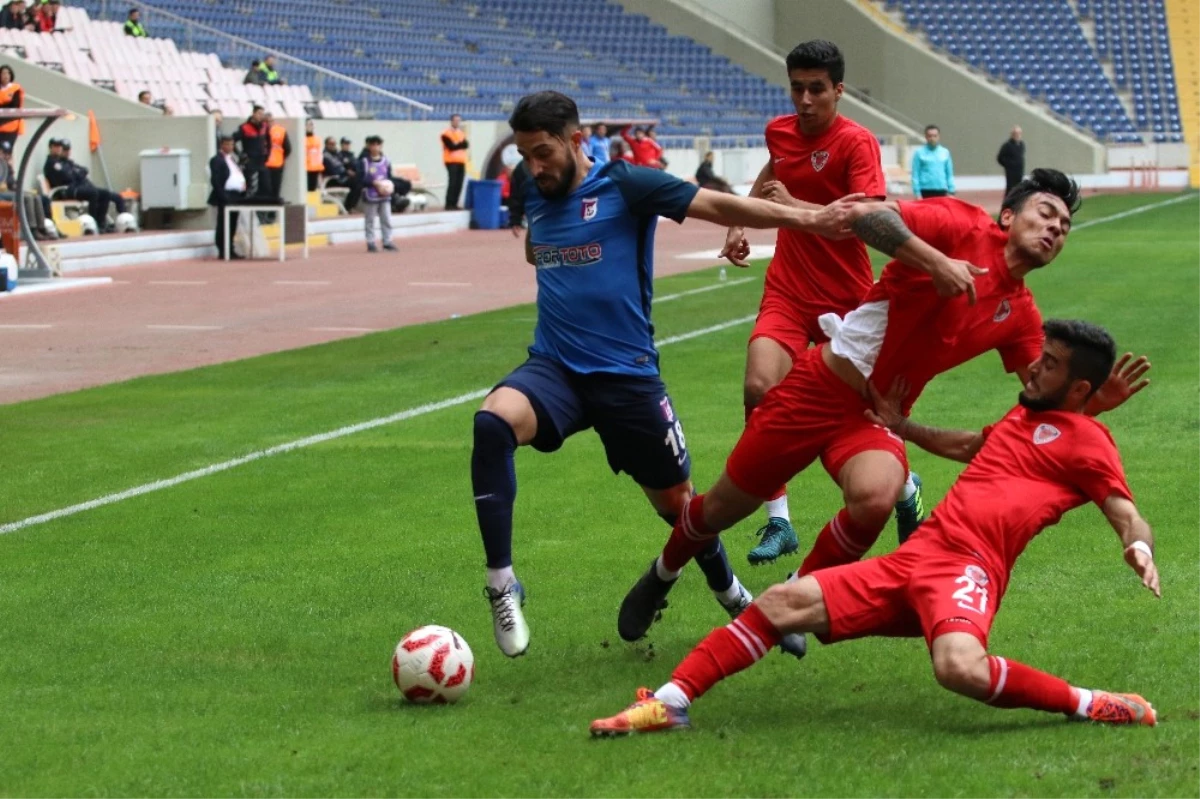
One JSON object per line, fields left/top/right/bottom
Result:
{"left": 0, "top": 5, "right": 355, "bottom": 120}
{"left": 883, "top": 0, "right": 1187, "bottom": 146}
{"left": 70, "top": 0, "right": 795, "bottom": 135}
{"left": 1163, "top": 0, "right": 1198, "bottom": 185}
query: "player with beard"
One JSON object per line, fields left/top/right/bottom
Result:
{"left": 473, "top": 91, "right": 863, "bottom": 658}
{"left": 592, "top": 319, "right": 1160, "bottom": 735}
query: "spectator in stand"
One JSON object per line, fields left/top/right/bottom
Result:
{"left": 0, "top": 1, "right": 31, "bottom": 30}
{"left": 336, "top": 137, "right": 361, "bottom": 209}
{"left": 303, "top": 119, "right": 322, "bottom": 192}
{"left": 579, "top": 124, "right": 593, "bottom": 160}
{"left": 322, "top": 135, "right": 360, "bottom": 210}
{"left": 244, "top": 59, "right": 265, "bottom": 86}
{"left": 137, "top": 90, "right": 152, "bottom": 105}
{"left": 208, "top": 134, "right": 245, "bottom": 259}
{"left": 694, "top": 151, "right": 734, "bottom": 193}
{"left": 48, "top": 138, "right": 127, "bottom": 231}
{"left": 264, "top": 112, "right": 290, "bottom": 200}
{"left": 123, "top": 7, "right": 146, "bottom": 37}
{"left": 32, "top": 0, "right": 58, "bottom": 33}
{"left": 0, "top": 65, "right": 25, "bottom": 153}
{"left": 910, "top": 123, "right": 956, "bottom": 199}
{"left": 620, "top": 125, "right": 663, "bottom": 168}
{"left": 997, "top": 125, "right": 1026, "bottom": 197}
{"left": 441, "top": 113, "right": 468, "bottom": 210}
{"left": 258, "top": 55, "right": 285, "bottom": 86}
{"left": 359, "top": 135, "right": 396, "bottom": 252}
{"left": 234, "top": 105, "right": 270, "bottom": 198}
{"left": 589, "top": 122, "right": 609, "bottom": 165}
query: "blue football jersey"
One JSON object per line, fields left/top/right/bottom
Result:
{"left": 524, "top": 160, "right": 698, "bottom": 376}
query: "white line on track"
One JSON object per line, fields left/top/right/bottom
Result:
{"left": 145, "top": 325, "right": 224, "bottom": 331}
{"left": 274, "top": 280, "right": 331, "bottom": 286}
{"left": 3, "top": 194, "right": 1189, "bottom": 537}
{"left": 0, "top": 324, "right": 54, "bottom": 329}
{"left": 0, "top": 313, "right": 758, "bottom": 536}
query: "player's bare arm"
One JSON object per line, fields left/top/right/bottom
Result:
{"left": 688, "top": 188, "right": 863, "bottom": 238}
{"left": 864, "top": 377, "right": 984, "bottom": 463}
{"left": 720, "top": 160, "right": 776, "bottom": 267}
{"left": 1011, "top": 352, "right": 1152, "bottom": 417}
{"left": 1102, "top": 495, "right": 1160, "bottom": 597}
{"left": 846, "top": 203, "right": 987, "bottom": 304}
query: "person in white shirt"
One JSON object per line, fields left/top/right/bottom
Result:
{"left": 209, "top": 135, "right": 247, "bottom": 259}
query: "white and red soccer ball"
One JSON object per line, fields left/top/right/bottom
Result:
{"left": 392, "top": 625, "right": 475, "bottom": 704}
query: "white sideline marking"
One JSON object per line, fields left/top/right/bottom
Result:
{"left": 310, "top": 327, "right": 378, "bottom": 333}
{"left": 409, "top": 281, "right": 473, "bottom": 287}
{"left": 274, "top": 280, "right": 331, "bottom": 286}
{"left": 146, "top": 325, "right": 223, "bottom": 331}
{"left": 1072, "top": 193, "right": 1196, "bottom": 230}
{"left": 657, "top": 276, "right": 756, "bottom": 303}
{"left": 0, "top": 314, "right": 758, "bottom": 536}
{"left": 0, "top": 324, "right": 54, "bottom": 329}
{"left": 148, "top": 280, "right": 209, "bottom": 286}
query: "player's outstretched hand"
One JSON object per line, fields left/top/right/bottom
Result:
{"left": 933, "top": 256, "right": 988, "bottom": 304}
{"left": 762, "top": 180, "right": 796, "bottom": 207}
{"left": 720, "top": 226, "right": 751, "bottom": 267}
{"left": 864, "top": 376, "right": 910, "bottom": 431}
{"left": 1124, "top": 544, "right": 1161, "bottom": 598}
{"left": 806, "top": 193, "right": 867, "bottom": 238}
{"left": 1085, "top": 353, "right": 1152, "bottom": 416}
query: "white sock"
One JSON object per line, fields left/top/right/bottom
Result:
{"left": 765, "top": 495, "right": 789, "bottom": 521}
{"left": 1073, "top": 687, "right": 1093, "bottom": 719}
{"left": 486, "top": 566, "right": 516, "bottom": 592}
{"left": 900, "top": 473, "right": 917, "bottom": 502}
{"left": 715, "top": 575, "right": 747, "bottom": 605}
{"left": 655, "top": 555, "right": 682, "bottom": 582}
{"left": 655, "top": 681, "right": 691, "bottom": 710}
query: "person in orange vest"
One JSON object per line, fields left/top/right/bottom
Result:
{"left": 305, "top": 118, "right": 323, "bottom": 192}
{"left": 264, "top": 112, "right": 290, "bottom": 200}
{"left": 0, "top": 64, "right": 25, "bottom": 154}
{"left": 441, "top": 113, "right": 468, "bottom": 210}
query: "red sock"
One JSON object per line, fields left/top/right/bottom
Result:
{"left": 671, "top": 604, "right": 782, "bottom": 701}
{"left": 798, "top": 508, "right": 882, "bottom": 576}
{"left": 986, "top": 655, "right": 1077, "bottom": 714}
{"left": 661, "top": 493, "right": 718, "bottom": 572}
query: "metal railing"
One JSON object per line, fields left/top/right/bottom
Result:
{"left": 87, "top": 0, "right": 432, "bottom": 119}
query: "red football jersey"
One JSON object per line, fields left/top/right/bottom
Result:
{"left": 763, "top": 113, "right": 886, "bottom": 316}
{"left": 922, "top": 405, "right": 1132, "bottom": 592}
{"left": 864, "top": 198, "right": 1045, "bottom": 412}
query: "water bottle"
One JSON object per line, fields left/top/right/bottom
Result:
{"left": 718, "top": 266, "right": 727, "bottom": 282}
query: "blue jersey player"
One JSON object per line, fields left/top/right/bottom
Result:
{"left": 473, "top": 91, "right": 860, "bottom": 657}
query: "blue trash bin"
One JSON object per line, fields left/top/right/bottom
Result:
{"left": 470, "top": 179, "right": 502, "bottom": 230}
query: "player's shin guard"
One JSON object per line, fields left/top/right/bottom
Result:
{"left": 670, "top": 603, "right": 782, "bottom": 701}
{"left": 798, "top": 508, "right": 880, "bottom": 576}
{"left": 985, "top": 655, "right": 1076, "bottom": 714}
{"left": 661, "top": 493, "right": 718, "bottom": 573}
{"left": 472, "top": 411, "right": 518, "bottom": 569}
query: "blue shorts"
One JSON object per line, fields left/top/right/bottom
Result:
{"left": 495, "top": 354, "right": 691, "bottom": 490}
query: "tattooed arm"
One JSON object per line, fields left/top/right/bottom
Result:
{"left": 845, "top": 202, "right": 987, "bottom": 303}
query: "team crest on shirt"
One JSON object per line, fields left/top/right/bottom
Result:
{"left": 581, "top": 197, "right": 599, "bottom": 221}
{"left": 659, "top": 396, "right": 676, "bottom": 423}
{"left": 1033, "top": 423, "right": 1061, "bottom": 445}
{"left": 965, "top": 565, "right": 989, "bottom": 586}
{"left": 811, "top": 150, "right": 830, "bottom": 172}
{"left": 993, "top": 299, "right": 1012, "bottom": 323}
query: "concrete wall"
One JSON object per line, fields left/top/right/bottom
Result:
{"left": 686, "top": 0, "right": 776, "bottom": 42}
{"left": 773, "top": 0, "right": 1105, "bottom": 174}
{"left": 10, "top": 57, "right": 160, "bottom": 120}
{"left": 614, "top": 0, "right": 920, "bottom": 138}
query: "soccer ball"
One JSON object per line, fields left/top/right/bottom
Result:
{"left": 374, "top": 178, "right": 395, "bottom": 197}
{"left": 392, "top": 625, "right": 474, "bottom": 704}
{"left": 115, "top": 212, "right": 138, "bottom": 233}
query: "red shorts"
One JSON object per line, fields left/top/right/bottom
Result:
{"left": 812, "top": 531, "right": 1003, "bottom": 650}
{"left": 748, "top": 294, "right": 829, "bottom": 359}
{"left": 725, "top": 346, "right": 909, "bottom": 497}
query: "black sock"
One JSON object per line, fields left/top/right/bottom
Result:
{"left": 694, "top": 538, "right": 735, "bottom": 593}
{"left": 471, "top": 411, "right": 517, "bottom": 569}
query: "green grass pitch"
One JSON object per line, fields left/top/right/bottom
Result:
{"left": 1, "top": 193, "right": 1197, "bottom": 797}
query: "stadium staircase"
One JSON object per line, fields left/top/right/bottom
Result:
{"left": 1163, "top": 0, "right": 1198, "bottom": 187}
{"left": 881, "top": 0, "right": 1186, "bottom": 149}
